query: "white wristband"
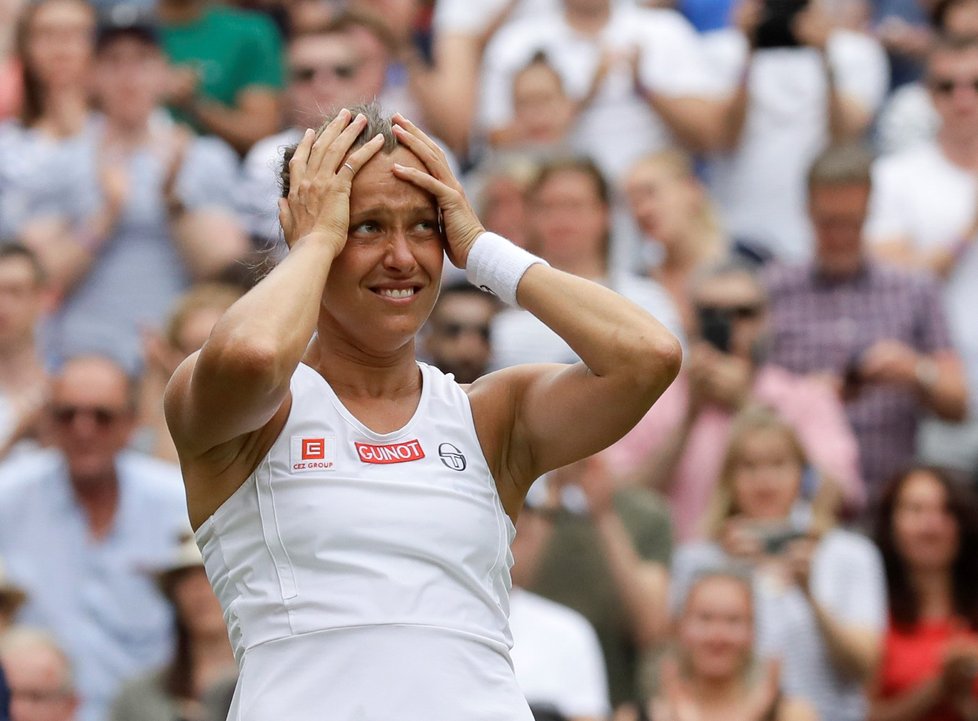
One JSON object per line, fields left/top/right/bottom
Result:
{"left": 464, "top": 232, "right": 548, "bottom": 307}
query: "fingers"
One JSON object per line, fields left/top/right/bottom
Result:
{"left": 303, "top": 109, "right": 353, "bottom": 176}
{"left": 391, "top": 114, "right": 454, "bottom": 184}
{"left": 391, "top": 162, "right": 454, "bottom": 203}
{"left": 310, "top": 110, "right": 370, "bottom": 177}
{"left": 287, "top": 129, "right": 316, "bottom": 203}
{"left": 340, "top": 133, "right": 386, "bottom": 181}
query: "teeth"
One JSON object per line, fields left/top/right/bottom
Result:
{"left": 380, "top": 288, "right": 415, "bottom": 298}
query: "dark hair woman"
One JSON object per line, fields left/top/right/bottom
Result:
{"left": 869, "top": 466, "right": 978, "bottom": 721}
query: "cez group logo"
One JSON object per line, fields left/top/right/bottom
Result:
{"left": 290, "top": 435, "right": 335, "bottom": 473}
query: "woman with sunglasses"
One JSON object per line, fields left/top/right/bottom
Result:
{"left": 164, "top": 103, "right": 682, "bottom": 721}
{"left": 869, "top": 466, "right": 978, "bottom": 721}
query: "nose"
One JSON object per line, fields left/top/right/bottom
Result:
{"left": 383, "top": 231, "right": 419, "bottom": 273}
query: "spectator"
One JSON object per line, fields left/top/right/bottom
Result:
{"left": 479, "top": 0, "right": 724, "bottom": 181}
{"left": 704, "top": 0, "right": 889, "bottom": 262}
{"left": 0, "top": 0, "right": 95, "bottom": 240}
{"left": 765, "top": 143, "right": 967, "bottom": 497}
{"left": 110, "top": 533, "right": 236, "bottom": 721}
{"left": 491, "top": 157, "right": 683, "bottom": 369}
{"left": 486, "top": 51, "right": 583, "bottom": 153}
{"left": 877, "top": 0, "right": 978, "bottom": 154}
{"left": 622, "top": 149, "right": 728, "bottom": 332}
{"left": 0, "top": 244, "right": 48, "bottom": 460}
{"left": 868, "top": 35, "right": 978, "bottom": 473}
{"left": 239, "top": 19, "right": 374, "bottom": 246}
{"left": 672, "top": 406, "right": 887, "bottom": 721}
{"left": 0, "top": 629, "right": 78, "bottom": 721}
{"left": 0, "top": 0, "right": 23, "bottom": 120}
{"left": 519, "top": 455, "right": 672, "bottom": 710}
{"left": 510, "top": 512, "right": 611, "bottom": 721}
{"left": 608, "top": 259, "right": 863, "bottom": 541}
{"left": 22, "top": 11, "right": 247, "bottom": 372}
{"left": 158, "top": 0, "right": 284, "bottom": 154}
{"left": 647, "top": 570, "right": 816, "bottom": 721}
{"left": 0, "top": 559, "right": 26, "bottom": 632}
{"left": 424, "top": 0, "right": 557, "bottom": 153}
{"left": 468, "top": 155, "right": 537, "bottom": 251}
{"left": 869, "top": 466, "right": 978, "bottom": 721}
{"left": 137, "top": 283, "right": 243, "bottom": 464}
{"left": 422, "top": 281, "right": 498, "bottom": 385}
{"left": 0, "top": 354, "right": 189, "bottom": 721}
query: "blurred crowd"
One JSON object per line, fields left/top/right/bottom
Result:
{"left": 0, "top": 0, "right": 978, "bottom": 720}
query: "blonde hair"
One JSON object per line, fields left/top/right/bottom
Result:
{"left": 702, "top": 406, "right": 837, "bottom": 538}
{"left": 164, "top": 283, "right": 243, "bottom": 349}
{"left": 627, "top": 149, "right": 725, "bottom": 255}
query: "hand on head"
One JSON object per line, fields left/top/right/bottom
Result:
{"left": 279, "top": 109, "right": 386, "bottom": 250}
{"left": 390, "top": 113, "right": 485, "bottom": 269}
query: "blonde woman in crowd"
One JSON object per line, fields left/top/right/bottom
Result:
{"left": 622, "top": 150, "right": 728, "bottom": 334}
{"left": 642, "top": 570, "right": 816, "bottom": 721}
{"left": 671, "top": 406, "right": 886, "bottom": 721}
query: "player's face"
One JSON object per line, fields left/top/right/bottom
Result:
{"left": 321, "top": 146, "right": 444, "bottom": 353}
{"left": 678, "top": 577, "right": 754, "bottom": 681}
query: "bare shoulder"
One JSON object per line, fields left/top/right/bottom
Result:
{"left": 164, "top": 353, "right": 294, "bottom": 530}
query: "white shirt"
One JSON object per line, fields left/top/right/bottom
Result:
{"left": 480, "top": 6, "right": 720, "bottom": 180}
{"left": 672, "top": 529, "right": 887, "bottom": 721}
{"left": 509, "top": 588, "right": 611, "bottom": 720}
{"left": 197, "top": 362, "right": 532, "bottom": 720}
{"left": 866, "top": 142, "right": 978, "bottom": 467}
{"left": 704, "top": 29, "right": 888, "bottom": 261}
{"left": 876, "top": 81, "right": 940, "bottom": 156}
{"left": 490, "top": 273, "right": 684, "bottom": 369}
{"left": 238, "top": 127, "right": 301, "bottom": 246}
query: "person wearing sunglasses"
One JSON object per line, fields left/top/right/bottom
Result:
{"left": 423, "top": 281, "right": 499, "bottom": 385}
{"left": 608, "top": 258, "right": 863, "bottom": 541}
{"left": 0, "top": 354, "right": 189, "bottom": 721}
{"left": 866, "top": 34, "right": 978, "bottom": 476}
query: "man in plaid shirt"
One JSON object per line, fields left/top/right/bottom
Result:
{"left": 765, "top": 143, "right": 967, "bottom": 501}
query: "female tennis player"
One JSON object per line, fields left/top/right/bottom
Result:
{"left": 164, "top": 104, "right": 681, "bottom": 720}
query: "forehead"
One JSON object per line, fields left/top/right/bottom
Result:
{"left": 53, "top": 358, "right": 129, "bottom": 403}
{"left": 289, "top": 33, "right": 356, "bottom": 62}
{"left": 693, "top": 272, "right": 763, "bottom": 304}
{"left": 97, "top": 36, "right": 162, "bottom": 61}
{"left": 687, "top": 577, "right": 751, "bottom": 611}
{"left": 929, "top": 47, "right": 978, "bottom": 74}
{"left": 349, "top": 146, "right": 436, "bottom": 213}
{"left": 534, "top": 169, "right": 601, "bottom": 200}
{"left": 32, "top": 0, "right": 93, "bottom": 28}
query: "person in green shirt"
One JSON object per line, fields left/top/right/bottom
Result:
{"left": 159, "top": 0, "right": 284, "bottom": 153}
{"left": 516, "top": 454, "right": 673, "bottom": 713}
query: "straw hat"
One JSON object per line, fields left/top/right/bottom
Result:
{"left": 156, "top": 531, "right": 205, "bottom": 590}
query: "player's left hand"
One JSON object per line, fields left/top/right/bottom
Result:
{"left": 390, "top": 113, "right": 485, "bottom": 269}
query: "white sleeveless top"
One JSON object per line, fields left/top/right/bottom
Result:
{"left": 195, "top": 362, "right": 533, "bottom": 720}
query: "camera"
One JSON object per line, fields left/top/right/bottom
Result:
{"left": 697, "top": 306, "right": 733, "bottom": 354}
{"left": 755, "top": 0, "right": 809, "bottom": 49}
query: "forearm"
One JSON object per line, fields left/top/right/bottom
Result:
{"left": 641, "top": 92, "right": 724, "bottom": 153}
{"left": 916, "top": 356, "right": 967, "bottom": 421}
{"left": 516, "top": 264, "right": 682, "bottom": 387}
{"left": 868, "top": 678, "right": 945, "bottom": 721}
{"left": 198, "top": 233, "right": 338, "bottom": 390}
{"left": 622, "top": 414, "right": 694, "bottom": 493}
{"left": 189, "top": 98, "right": 281, "bottom": 155}
{"left": 808, "top": 595, "right": 879, "bottom": 679}
{"left": 823, "top": 56, "right": 868, "bottom": 141}
{"left": 593, "top": 510, "right": 668, "bottom": 647}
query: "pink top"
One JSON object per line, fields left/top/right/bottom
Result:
{"left": 607, "top": 364, "right": 864, "bottom": 541}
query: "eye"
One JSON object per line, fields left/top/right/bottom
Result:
{"left": 351, "top": 221, "right": 381, "bottom": 235}
{"left": 413, "top": 219, "right": 438, "bottom": 233}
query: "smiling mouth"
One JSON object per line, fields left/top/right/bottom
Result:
{"left": 374, "top": 287, "right": 418, "bottom": 299}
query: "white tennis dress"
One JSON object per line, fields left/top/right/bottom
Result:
{"left": 195, "top": 362, "right": 533, "bottom": 720}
